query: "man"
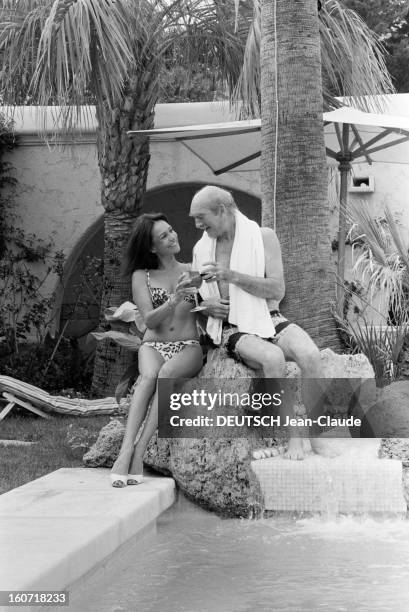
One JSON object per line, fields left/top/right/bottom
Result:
{"left": 190, "top": 185, "right": 325, "bottom": 460}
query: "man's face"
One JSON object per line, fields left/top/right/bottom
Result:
{"left": 189, "top": 199, "right": 222, "bottom": 239}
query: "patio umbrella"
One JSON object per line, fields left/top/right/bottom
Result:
{"left": 128, "top": 106, "right": 409, "bottom": 304}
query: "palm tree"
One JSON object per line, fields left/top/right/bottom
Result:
{"left": 234, "top": 0, "right": 393, "bottom": 348}
{"left": 259, "top": 0, "right": 334, "bottom": 347}
{"left": 0, "top": 0, "right": 243, "bottom": 396}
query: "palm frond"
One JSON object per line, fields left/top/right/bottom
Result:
{"left": 384, "top": 206, "right": 409, "bottom": 274}
{"left": 0, "top": 0, "right": 134, "bottom": 131}
{"left": 334, "top": 308, "right": 409, "bottom": 386}
{"left": 33, "top": 0, "right": 133, "bottom": 108}
{"left": 348, "top": 200, "right": 409, "bottom": 310}
{"left": 320, "top": 0, "right": 394, "bottom": 111}
{"left": 232, "top": 0, "right": 260, "bottom": 117}
{"left": 0, "top": 1, "right": 50, "bottom": 106}
{"left": 91, "top": 330, "right": 141, "bottom": 352}
{"left": 153, "top": 0, "right": 246, "bottom": 110}
{"left": 232, "top": 0, "right": 394, "bottom": 116}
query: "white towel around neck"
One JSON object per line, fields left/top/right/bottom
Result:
{"left": 192, "top": 210, "right": 275, "bottom": 345}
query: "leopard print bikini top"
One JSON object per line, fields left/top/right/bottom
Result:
{"left": 145, "top": 270, "right": 196, "bottom": 309}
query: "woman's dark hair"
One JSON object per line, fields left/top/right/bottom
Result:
{"left": 122, "top": 212, "right": 169, "bottom": 275}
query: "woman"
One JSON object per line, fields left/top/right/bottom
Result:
{"left": 111, "top": 213, "right": 203, "bottom": 487}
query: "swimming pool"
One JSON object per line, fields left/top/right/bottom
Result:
{"left": 64, "top": 494, "right": 409, "bottom": 612}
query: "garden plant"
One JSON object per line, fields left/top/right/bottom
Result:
{"left": 335, "top": 200, "right": 409, "bottom": 385}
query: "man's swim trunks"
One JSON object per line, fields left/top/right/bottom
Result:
{"left": 226, "top": 310, "right": 293, "bottom": 362}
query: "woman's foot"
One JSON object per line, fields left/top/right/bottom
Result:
{"left": 128, "top": 454, "right": 144, "bottom": 481}
{"left": 111, "top": 448, "right": 133, "bottom": 481}
{"left": 110, "top": 473, "right": 128, "bottom": 488}
{"left": 127, "top": 474, "right": 144, "bottom": 485}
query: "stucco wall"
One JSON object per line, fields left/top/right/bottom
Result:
{"left": 7, "top": 139, "right": 101, "bottom": 255}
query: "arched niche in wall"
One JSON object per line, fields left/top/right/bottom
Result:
{"left": 58, "top": 182, "right": 260, "bottom": 341}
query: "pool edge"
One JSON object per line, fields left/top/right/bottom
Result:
{"left": 0, "top": 468, "right": 176, "bottom": 610}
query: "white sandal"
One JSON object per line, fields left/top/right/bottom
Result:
{"left": 110, "top": 473, "right": 128, "bottom": 488}
{"left": 127, "top": 474, "right": 144, "bottom": 485}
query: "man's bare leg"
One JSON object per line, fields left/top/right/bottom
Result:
{"left": 275, "top": 324, "right": 348, "bottom": 458}
{"left": 232, "top": 335, "right": 308, "bottom": 460}
{"left": 233, "top": 334, "right": 286, "bottom": 379}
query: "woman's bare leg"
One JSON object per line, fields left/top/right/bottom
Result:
{"left": 128, "top": 345, "right": 203, "bottom": 475}
{"left": 111, "top": 345, "right": 164, "bottom": 477}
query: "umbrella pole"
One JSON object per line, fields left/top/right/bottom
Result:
{"left": 336, "top": 154, "right": 352, "bottom": 313}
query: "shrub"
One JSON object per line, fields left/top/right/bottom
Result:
{"left": 0, "top": 112, "right": 66, "bottom": 353}
{"left": 335, "top": 200, "right": 409, "bottom": 386}
{"left": 0, "top": 336, "right": 94, "bottom": 394}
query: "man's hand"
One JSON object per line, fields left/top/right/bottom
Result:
{"left": 201, "top": 297, "right": 230, "bottom": 320}
{"left": 201, "top": 261, "right": 236, "bottom": 283}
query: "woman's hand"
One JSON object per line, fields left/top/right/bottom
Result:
{"left": 172, "top": 274, "right": 197, "bottom": 304}
{"left": 180, "top": 270, "right": 203, "bottom": 289}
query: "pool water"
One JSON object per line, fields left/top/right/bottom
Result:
{"left": 66, "top": 494, "right": 409, "bottom": 612}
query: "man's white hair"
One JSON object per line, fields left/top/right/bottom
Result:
{"left": 192, "top": 185, "right": 237, "bottom": 213}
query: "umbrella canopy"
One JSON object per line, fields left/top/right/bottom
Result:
{"left": 128, "top": 106, "right": 409, "bottom": 306}
{"left": 128, "top": 107, "right": 409, "bottom": 173}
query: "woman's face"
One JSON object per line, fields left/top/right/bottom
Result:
{"left": 151, "top": 220, "right": 180, "bottom": 256}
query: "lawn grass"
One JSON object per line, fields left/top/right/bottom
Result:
{"left": 0, "top": 413, "right": 112, "bottom": 494}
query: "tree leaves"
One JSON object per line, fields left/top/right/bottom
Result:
{"left": 91, "top": 330, "right": 141, "bottom": 351}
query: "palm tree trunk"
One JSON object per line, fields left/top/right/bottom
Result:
{"left": 91, "top": 211, "right": 137, "bottom": 396}
{"left": 260, "top": 0, "right": 340, "bottom": 350}
{"left": 91, "top": 68, "right": 157, "bottom": 396}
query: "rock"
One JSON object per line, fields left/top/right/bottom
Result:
{"left": 379, "top": 436, "right": 409, "bottom": 467}
{"left": 370, "top": 382, "right": 409, "bottom": 506}
{"left": 83, "top": 419, "right": 125, "bottom": 467}
{"left": 283, "top": 348, "right": 376, "bottom": 420}
{"left": 366, "top": 381, "right": 409, "bottom": 440}
{"left": 378, "top": 434, "right": 409, "bottom": 507}
{"left": 86, "top": 348, "right": 375, "bottom": 516}
{"left": 65, "top": 424, "right": 99, "bottom": 459}
{"left": 147, "top": 348, "right": 376, "bottom": 515}
{"left": 144, "top": 434, "right": 266, "bottom": 518}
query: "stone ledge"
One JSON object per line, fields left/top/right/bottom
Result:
{"left": 0, "top": 468, "right": 175, "bottom": 610}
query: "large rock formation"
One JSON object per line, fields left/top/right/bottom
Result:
{"left": 84, "top": 348, "right": 375, "bottom": 517}
{"left": 375, "top": 383, "right": 409, "bottom": 507}
{"left": 366, "top": 381, "right": 409, "bottom": 440}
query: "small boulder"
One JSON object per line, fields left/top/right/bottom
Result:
{"left": 366, "top": 381, "right": 409, "bottom": 440}
{"left": 379, "top": 437, "right": 409, "bottom": 467}
{"left": 83, "top": 419, "right": 125, "bottom": 467}
{"left": 64, "top": 424, "right": 98, "bottom": 459}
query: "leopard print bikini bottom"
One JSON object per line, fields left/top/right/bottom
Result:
{"left": 141, "top": 339, "right": 201, "bottom": 361}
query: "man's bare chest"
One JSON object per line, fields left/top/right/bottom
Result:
{"left": 216, "top": 240, "right": 233, "bottom": 298}
{"left": 215, "top": 240, "right": 232, "bottom": 266}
